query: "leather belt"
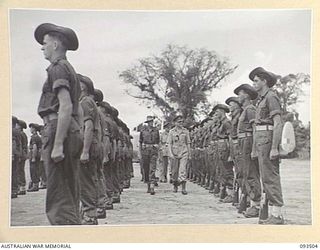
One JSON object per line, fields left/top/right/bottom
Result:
{"left": 255, "top": 125, "right": 273, "bottom": 131}
{"left": 238, "top": 132, "right": 253, "bottom": 138}
{"left": 43, "top": 113, "right": 58, "bottom": 124}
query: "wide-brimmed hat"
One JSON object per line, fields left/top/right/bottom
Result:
{"left": 145, "top": 115, "right": 155, "bottom": 123}
{"left": 234, "top": 83, "right": 258, "bottom": 100}
{"left": 12, "top": 116, "right": 18, "bottom": 125}
{"left": 34, "top": 23, "right": 79, "bottom": 51}
{"left": 78, "top": 74, "right": 94, "bottom": 95}
{"left": 225, "top": 96, "right": 241, "bottom": 106}
{"left": 93, "top": 89, "right": 104, "bottom": 103}
{"left": 209, "top": 104, "right": 230, "bottom": 116}
{"left": 249, "top": 67, "right": 279, "bottom": 87}
{"left": 200, "top": 117, "right": 212, "bottom": 125}
{"left": 29, "top": 123, "right": 38, "bottom": 129}
{"left": 100, "top": 101, "right": 113, "bottom": 114}
{"left": 18, "top": 119, "right": 27, "bottom": 129}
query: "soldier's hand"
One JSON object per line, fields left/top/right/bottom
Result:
{"left": 103, "top": 156, "right": 109, "bottom": 166}
{"left": 31, "top": 158, "right": 36, "bottom": 163}
{"left": 80, "top": 152, "right": 90, "bottom": 164}
{"left": 269, "top": 148, "right": 279, "bottom": 160}
{"left": 51, "top": 145, "right": 65, "bottom": 163}
{"left": 251, "top": 150, "right": 258, "bottom": 160}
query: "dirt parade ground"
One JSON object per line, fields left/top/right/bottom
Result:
{"left": 10, "top": 159, "right": 311, "bottom": 226}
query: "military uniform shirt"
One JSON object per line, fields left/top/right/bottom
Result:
{"left": 237, "top": 104, "right": 256, "bottom": 133}
{"left": 139, "top": 126, "right": 160, "bottom": 145}
{"left": 217, "top": 117, "right": 232, "bottom": 139}
{"left": 255, "top": 89, "right": 281, "bottom": 125}
{"left": 168, "top": 127, "right": 190, "bottom": 158}
{"left": 230, "top": 113, "right": 241, "bottom": 139}
{"left": 37, "top": 56, "right": 80, "bottom": 119}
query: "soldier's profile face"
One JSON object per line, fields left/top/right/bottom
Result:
{"left": 253, "top": 75, "right": 265, "bottom": 91}
{"left": 238, "top": 90, "right": 246, "bottom": 103}
{"left": 41, "top": 34, "right": 55, "bottom": 61}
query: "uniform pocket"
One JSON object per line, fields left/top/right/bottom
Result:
{"left": 256, "top": 134, "right": 271, "bottom": 146}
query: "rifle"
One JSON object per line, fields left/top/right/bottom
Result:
{"left": 259, "top": 191, "right": 269, "bottom": 221}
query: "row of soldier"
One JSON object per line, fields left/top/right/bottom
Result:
{"left": 12, "top": 84, "right": 135, "bottom": 225}
{"left": 145, "top": 67, "right": 285, "bottom": 225}
{"left": 11, "top": 22, "right": 136, "bottom": 226}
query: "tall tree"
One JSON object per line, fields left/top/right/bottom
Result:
{"left": 119, "top": 44, "right": 237, "bottom": 122}
{"left": 274, "top": 73, "right": 310, "bottom": 112}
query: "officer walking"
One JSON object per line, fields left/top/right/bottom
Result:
{"left": 139, "top": 116, "right": 160, "bottom": 195}
{"left": 167, "top": 115, "right": 191, "bottom": 195}
{"left": 35, "top": 23, "right": 83, "bottom": 225}
{"left": 159, "top": 122, "right": 170, "bottom": 183}
{"left": 249, "top": 67, "right": 285, "bottom": 225}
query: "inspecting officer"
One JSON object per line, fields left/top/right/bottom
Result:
{"left": 139, "top": 116, "right": 160, "bottom": 195}
{"left": 168, "top": 115, "right": 191, "bottom": 195}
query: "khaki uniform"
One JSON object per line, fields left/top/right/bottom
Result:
{"left": 79, "top": 95, "right": 102, "bottom": 222}
{"left": 17, "top": 130, "right": 28, "bottom": 190}
{"left": 38, "top": 56, "right": 83, "bottom": 225}
{"left": 168, "top": 126, "right": 191, "bottom": 183}
{"left": 159, "top": 130, "right": 170, "bottom": 182}
{"left": 139, "top": 125, "right": 160, "bottom": 184}
{"left": 253, "top": 89, "right": 284, "bottom": 207}
{"left": 216, "top": 116, "right": 233, "bottom": 190}
{"left": 238, "top": 104, "right": 261, "bottom": 202}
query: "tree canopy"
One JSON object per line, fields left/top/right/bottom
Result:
{"left": 119, "top": 44, "right": 237, "bottom": 123}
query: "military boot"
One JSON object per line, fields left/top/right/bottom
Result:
{"left": 219, "top": 186, "right": 227, "bottom": 200}
{"left": 112, "top": 192, "right": 121, "bottom": 203}
{"left": 97, "top": 208, "right": 106, "bottom": 219}
{"left": 150, "top": 183, "right": 155, "bottom": 195}
{"left": 181, "top": 181, "right": 188, "bottom": 195}
{"left": 27, "top": 183, "right": 39, "bottom": 192}
{"left": 147, "top": 183, "right": 151, "bottom": 193}
{"left": 18, "top": 186, "right": 26, "bottom": 195}
{"left": 209, "top": 181, "right": 215, "bottom": 194}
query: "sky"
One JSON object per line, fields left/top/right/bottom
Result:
{"left": 10, "top": 9, "right": 311, "bottom": 136}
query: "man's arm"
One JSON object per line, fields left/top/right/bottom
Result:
{"left": 51, "top": 88, "right": 72, "bottom": 163}
{"left": 81, "top": 119, "right": 94, "bottom": 163}
{"left": 270, "top": 114, "right": 282, "bottom": 160}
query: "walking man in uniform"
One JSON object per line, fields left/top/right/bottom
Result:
{"left": 250, "top": 67, "right": 285, "bottom": 224}
{"left": 139, "top": 116, "right": 160, "bottom": 195}
{"left": 12, "top": 116, "right": 21, "bottom": 198}
{"left": 159, "top": 122, "right": 170, "bottom": 183}
{"left": 168, "top": 115, "right": 191, "bottom": 195}
{"left": 35, "top": 23, "right": 83, "bottom": 225}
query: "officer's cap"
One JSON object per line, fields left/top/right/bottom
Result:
{"left": 234, "top": 84, "right": 258, "bottom": 100}
{"left": 34, "top": 23, "right": 79, "bottom": 51}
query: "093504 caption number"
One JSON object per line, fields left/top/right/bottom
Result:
{"left": 300, "top": 244, "right": 318, "bottom": 248}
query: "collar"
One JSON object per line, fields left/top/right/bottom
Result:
{"left": 46, "top": 55, "right": 67, "bottom": 71}
{"left": 259, "top": 88, "right": 270, "bottom": 99}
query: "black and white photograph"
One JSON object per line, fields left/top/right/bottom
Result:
{"left": 10, "top": 9, "right": 311, "bottom": 227}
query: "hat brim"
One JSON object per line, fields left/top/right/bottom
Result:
{"left": 249, "top": 67, "right": 278, "bottom": 87}
{"left": 34, "top": 23, "right": 79, "bottom": 51}
{"left": 234, "top": 85, "right": 258, "bottom": 100}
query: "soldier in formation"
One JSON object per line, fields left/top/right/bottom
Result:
{"left": 12, "top": 22, "right": 286, "bottom": 226}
